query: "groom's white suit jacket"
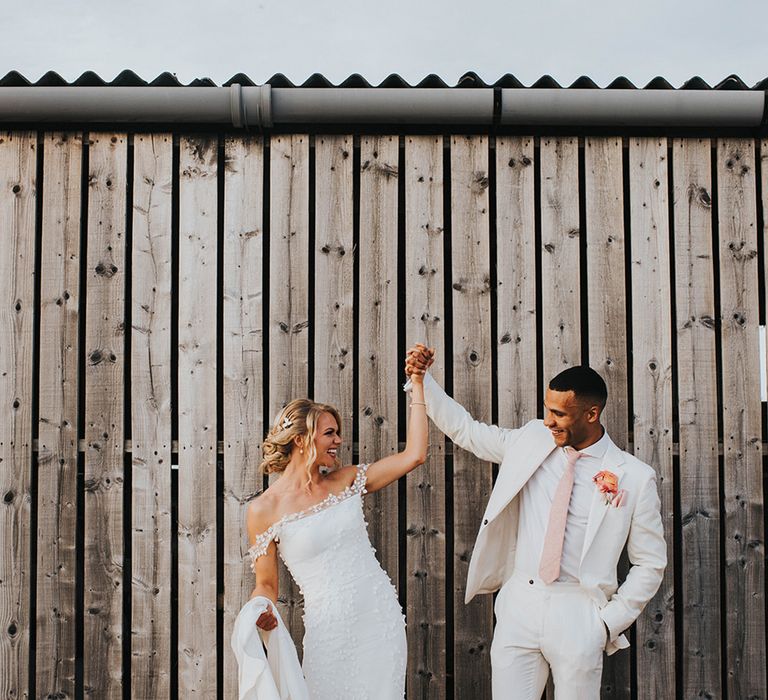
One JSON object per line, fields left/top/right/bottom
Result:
{"left": 419, "top": 374, "right": 666, "bottom": 656}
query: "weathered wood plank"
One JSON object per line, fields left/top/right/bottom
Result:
{"left": 450, "top": 135, "right": 493, "bottom": 699}
{"left": 585, "top": 137, "right": 631, "bottom": 699}
{"left": 177, "top": 135, "right": 218, "bottom": 696}
{"left": 359, "top": 135, "right": 400, "bottom": 588}
{"left": 83, "top": 132, "right": 127, "bottom": 698}
{"left": 405, "top": 135, "right": 446, "bottom": 700}
{"left": 585, "top": 137, "right": 628, "bottom": 442}
{"left": 268, "top": 134, "right": 309, "bottom": 646}
{"left": 540, "top": 137, "right": 581, "bottom": 382}
{"left": 0, "top": 131, "right": 36, "bottom": 700}
{"left": 313, "top": 135, "right": 354, "bottom": 463}
{"left": 495, "top": 137, "right": 537, "bottom": 427}
{"left": 672, "top": 138, "right": 721, "bottom": 699}
{"left": 717, "top": 138, "right": 765, "bottom": 700}
{"left": 628, "top": 137, "right": 675, "bottom": 700}
{"left": 130, "top": 133, "right": 173, "bottom": 699}
{"left": 35, "top": 132, "right": 82, "bottom": 699}
{"left": 223, "top": 135, "right": 264, "bottom": 700}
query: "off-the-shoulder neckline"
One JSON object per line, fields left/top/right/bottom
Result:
{"left": 247, "top": 464, "right": 368, "bottom": 556}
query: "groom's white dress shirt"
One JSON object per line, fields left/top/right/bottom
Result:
{"left": 517, "top": 432, "right": 609, "bottom": 583}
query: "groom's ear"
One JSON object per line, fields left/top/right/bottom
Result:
{"left": 585, "top": 404, "right": 601, "bottom": 423}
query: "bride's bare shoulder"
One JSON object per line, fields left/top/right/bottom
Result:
{"left": 325, "top": 464, "right": 359, "bottom": 488}
{"left": 246, "top": 489, "right": 280, "bottom": 536}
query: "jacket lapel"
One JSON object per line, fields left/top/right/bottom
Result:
{"left": 580, "top": 438, "right": 626, "bottom": 562}
{"left": 484, "top": 421, "right": 556, "bottom": 523}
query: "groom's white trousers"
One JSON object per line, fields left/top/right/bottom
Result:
{"left": 491, "top": 573, "right": 606, "bottom": 700}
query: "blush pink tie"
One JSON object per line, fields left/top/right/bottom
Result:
{"left": 538, "top": 446, "right": 582, "bottom": 584}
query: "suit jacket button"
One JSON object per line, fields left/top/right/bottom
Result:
{"left": 483, "top": 519, "right": 488, "bottom": 525}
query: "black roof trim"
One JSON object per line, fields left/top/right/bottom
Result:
{"left": 2, "top": 70, "right": 767, "bottom": 90}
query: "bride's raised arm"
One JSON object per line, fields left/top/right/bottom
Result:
{"left": 364, "top": 348, "right": 431, "bottom": 493}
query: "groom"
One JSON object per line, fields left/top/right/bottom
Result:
{"left": 405, "top": 345, "right": 666, "bottom": 699}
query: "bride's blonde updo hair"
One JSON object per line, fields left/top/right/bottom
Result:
{"left": 260, "top": 399, "right": 342, "bottom": 483}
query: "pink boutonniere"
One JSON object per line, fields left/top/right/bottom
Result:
{"left": 593, "top": 470, "right": 626, "bottom": 507}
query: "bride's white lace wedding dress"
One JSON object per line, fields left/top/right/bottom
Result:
{"left": 248, "top": 464, "right": 407, "bottom": 699}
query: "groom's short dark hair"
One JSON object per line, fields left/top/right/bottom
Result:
{"left": 549, "top": 366, "right": 608, "bottom": 409}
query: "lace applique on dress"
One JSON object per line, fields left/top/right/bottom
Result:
{"left": 247, "top": 463, "right": 369, "bottom": 567}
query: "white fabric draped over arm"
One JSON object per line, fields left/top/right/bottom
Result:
{"left": 231, "top": 596, "right": 309, "bottom": 700}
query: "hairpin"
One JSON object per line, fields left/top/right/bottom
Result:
{"left": 281, "top": 416, "right": 293, "bottom": 430}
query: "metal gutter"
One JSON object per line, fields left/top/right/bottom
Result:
{"left": 499, "top": 89, "right": 764, "bottom": 127}
{"left": 0, "top": 84, "right": 765, "bottom": 127}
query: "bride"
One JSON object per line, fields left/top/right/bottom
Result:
{"left": 246, "top": 347, "right": 431, "bottom": 699}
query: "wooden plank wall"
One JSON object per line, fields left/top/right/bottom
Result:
{"left": 0, "top": 132, "right": 765, "bottom": 700}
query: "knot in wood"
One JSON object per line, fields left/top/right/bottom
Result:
{"left": 471, "top": 171, "right": 489, "bottom": 193}
{"left": 94, "top": 262, "right": 118, "bottom": 278}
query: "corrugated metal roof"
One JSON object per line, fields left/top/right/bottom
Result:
{"left": 1, "top": 70, "right": 766, "bottom": 90}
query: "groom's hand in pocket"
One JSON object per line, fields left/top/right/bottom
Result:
{"left": 256, "top": 604, "right": 278, "bottom": 631}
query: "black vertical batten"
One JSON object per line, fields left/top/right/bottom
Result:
{"left": 533, "top": 137, "right": 544, "bottom": 416}
{"left": 27, "top": 129, "right": 45, "bottom": 700}
{"left": 75, "top": 130, "right": 90, "bottom": 700}
{"left": 262, "top": 136, "right": 271, "bottom": 493}
{"left": 754, "top": 141, "right": 767, "bottom": 445}
{"left": 397, "top": 135, "right": 408, "bottom": 611}
{"left": 351, "top": 136, "right": 361, "bottom": 467}
{"left": 122, "top": 132, "right": 135, "bottom": 700}
{"left": 622, "top": 138, "right": 635, "bottom": 450}
{"left": 621, "top": 137, "right": 639, "bottom": 700}
{"left": 578, "top": 137, "right": 589, "bottom": 365}
{"left": 755, "top": 144, "right": 768, "bottom": 696}
{"left": 215, "top": 134, "right": 226, "bottom": 700}
{"left": 307, "top": 135, "right": 316, "bottom": 400}
{"left": 442, "top": 136, "right": 455, "bottom": 699}
{"left": 666, "top": 139, "right": 683, "bottom": 700}
{"left": 488, "top": 136, "right": 499, "bottom": 486}
{"left": 710, "top": 140, "right": 729, "bottom": 700}
{"left": 169, "top": 133, "right": 180, "bottom": 700}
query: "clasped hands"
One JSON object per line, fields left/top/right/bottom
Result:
{"left": 404, "top": 343, "right": 435, "bottom": 379}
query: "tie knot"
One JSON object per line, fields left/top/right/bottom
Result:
{"left": 565, "top": 447, "right": 581, "bottom": 466}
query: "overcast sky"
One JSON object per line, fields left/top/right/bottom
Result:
{"left": 4, "top": 0, "right": 767, "bottom": 87}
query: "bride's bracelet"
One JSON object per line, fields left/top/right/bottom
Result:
{"left": 410, "top": 401, "right": 426, "bottom": 407}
